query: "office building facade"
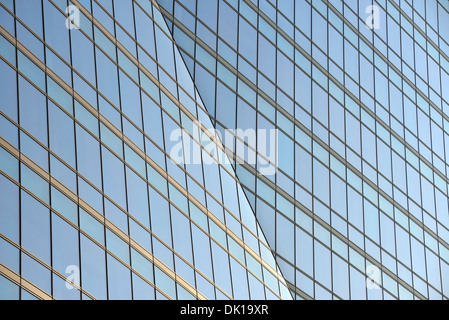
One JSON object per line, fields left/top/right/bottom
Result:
{"left": 0, "top": 0, "right": 448, "bottom": 300}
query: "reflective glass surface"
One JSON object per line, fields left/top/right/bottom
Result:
{"left": 0, "top": 0, "right": 448, "bottom": 300}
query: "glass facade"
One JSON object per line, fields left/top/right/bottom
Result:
{"left": 0, "top": 0, "right": 448, "bottom": 300}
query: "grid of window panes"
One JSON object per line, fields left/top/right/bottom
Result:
{"left": 157, "top": 0, "right": 449, "bottom": 299}
{"left": 0, "top": 0, "right": 292, "bottom": 300}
